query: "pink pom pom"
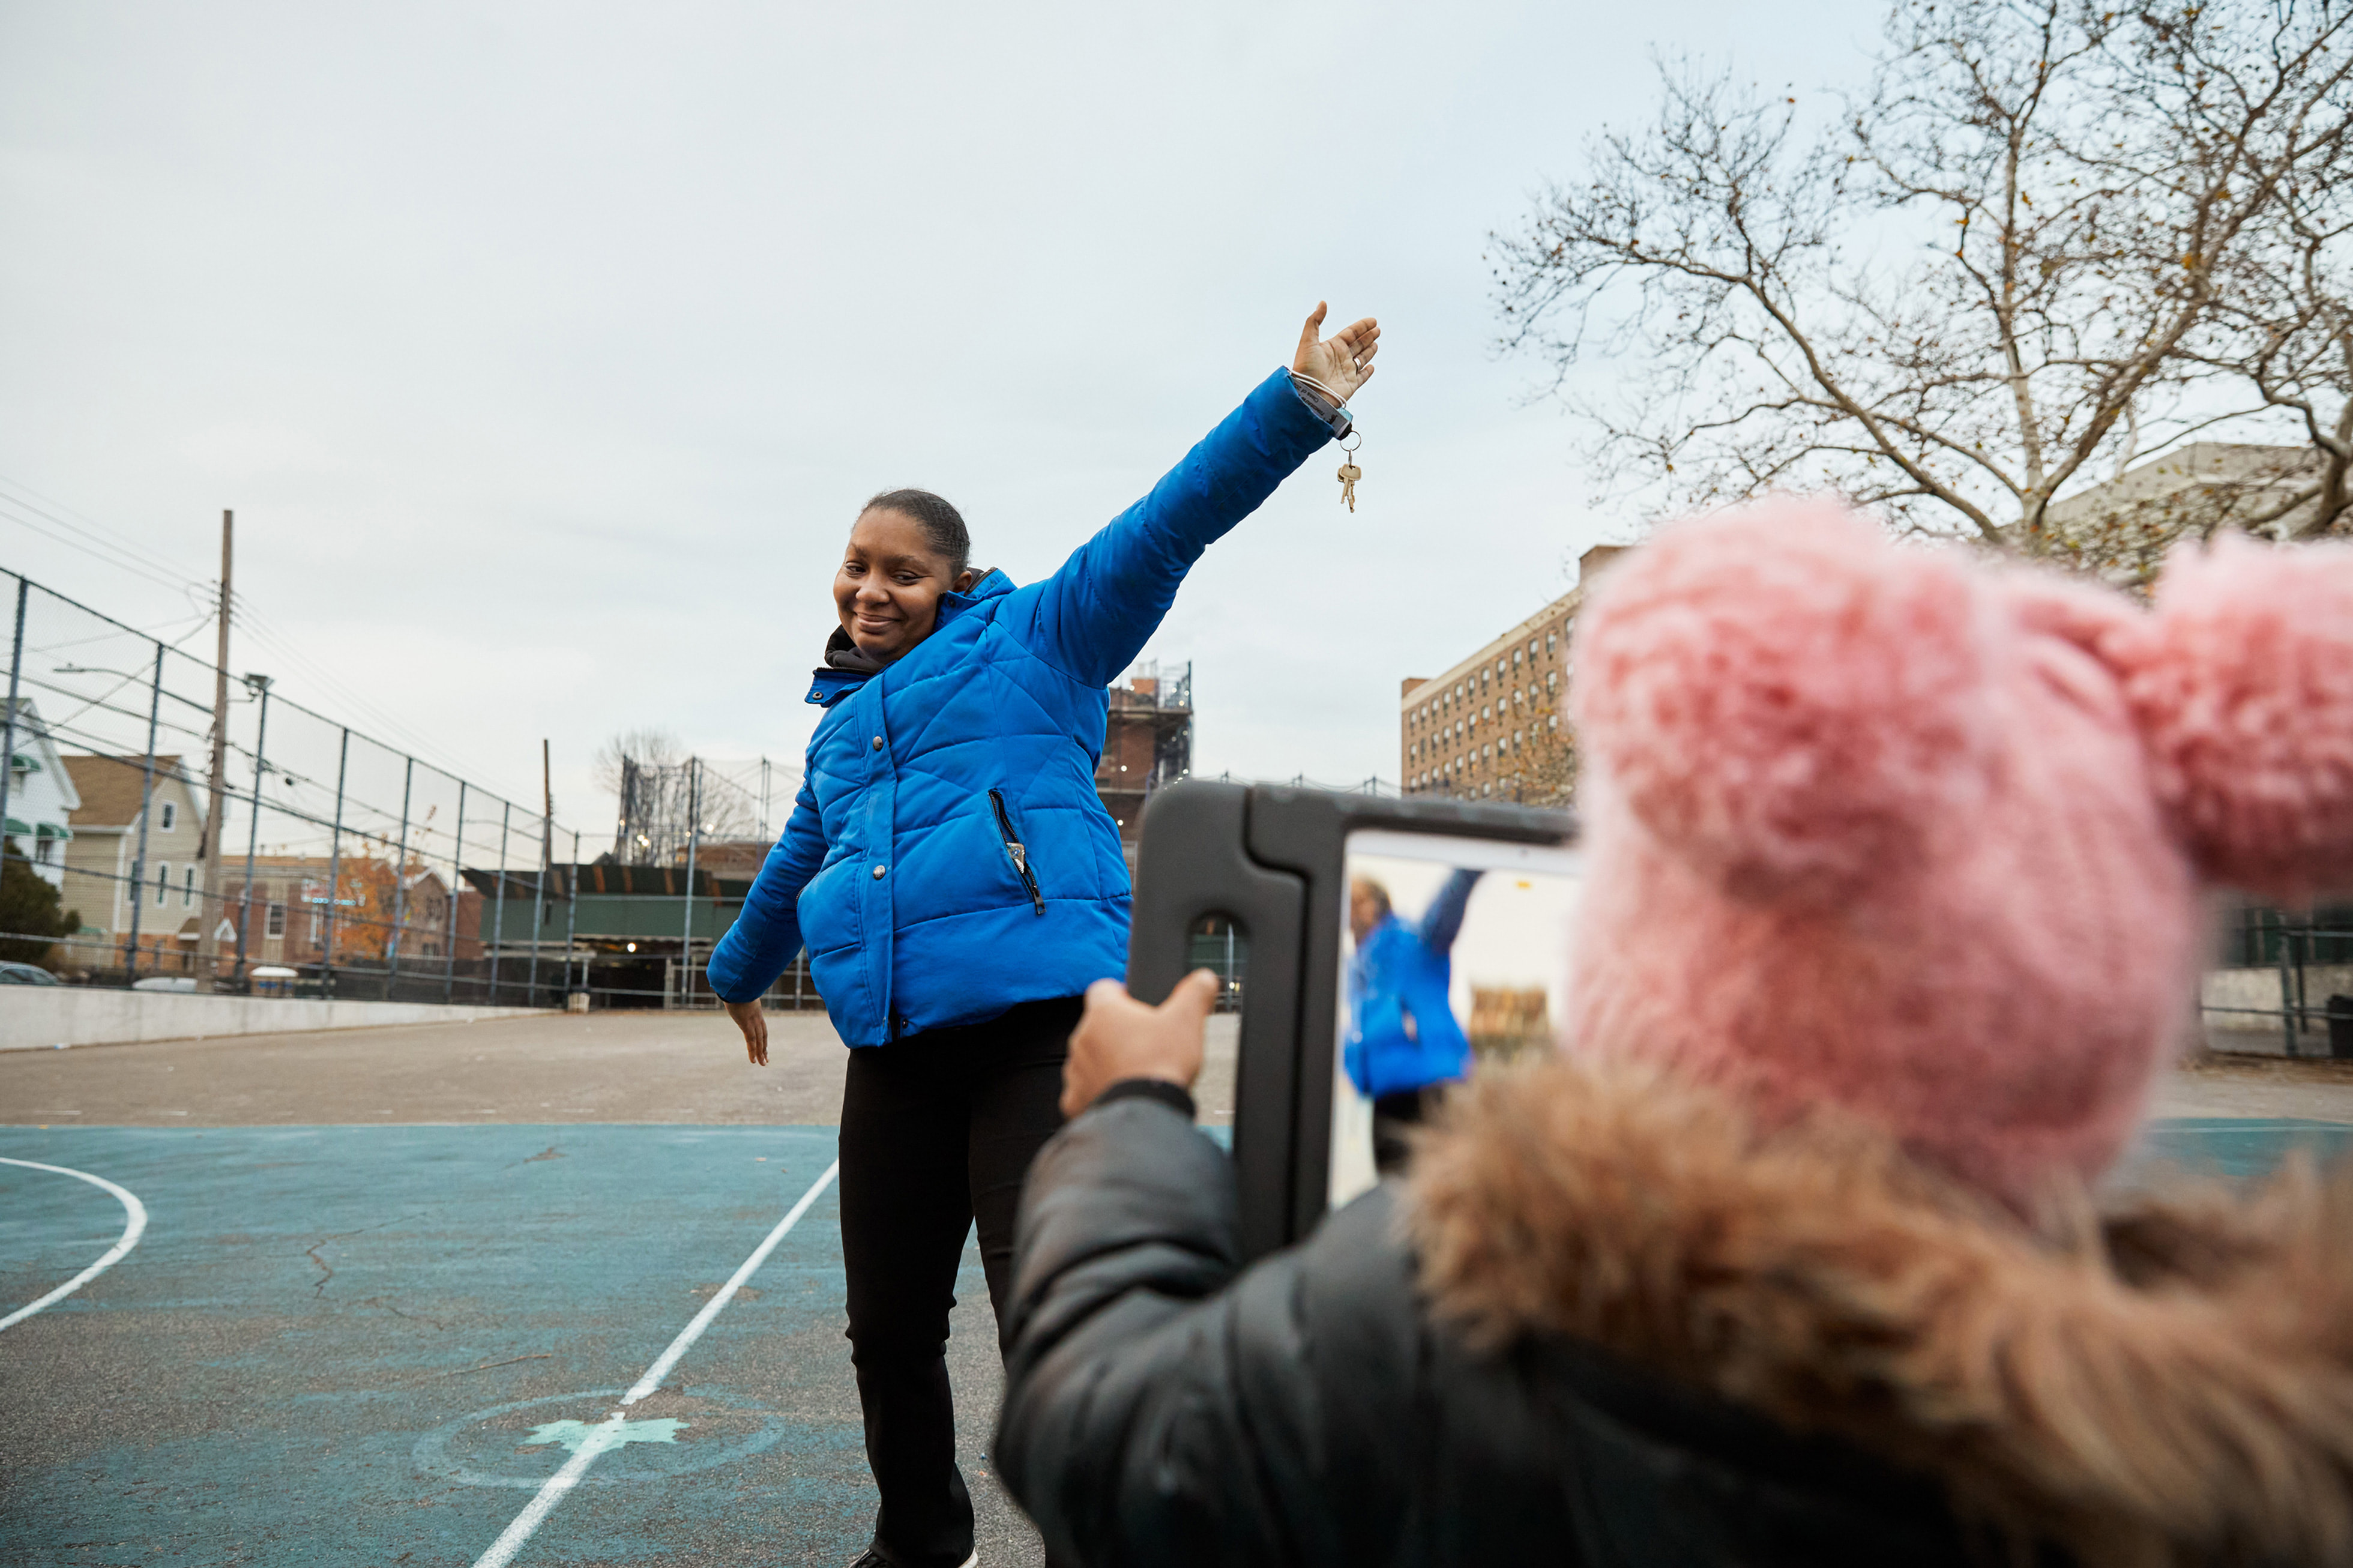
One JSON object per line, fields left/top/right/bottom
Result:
{"left": 2119, "top": 534, "right": 2353, "bottom": 903}
{"left": 1572, "top": 499, "right": 1996, "bottom": 902}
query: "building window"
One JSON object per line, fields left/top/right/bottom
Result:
{"left": 183, "top": 866, "right": 196, "bottom": 907}
{"left": 1546, "top": 633, "right": 1557, "bottom": 654}
{"left": 1514, "top": 649, "right": 1524, "bottom": 666}
{"left": 34, "top": 837, "right": 53, "bottom": 866}
{"left": 158, "top": 801, "right": 176, "bottom": 832}
{"left": 266, "top": 902, "right": 286, "bottom": 938}
{"left": 155, "top": 861, "right": 170, "bottom": 905}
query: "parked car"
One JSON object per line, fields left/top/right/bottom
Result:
{"left": 0, "top": 961, "right": 59, "bottom": 985}
{"left": 130, "top": 975, "right": 197, "bottom": 993}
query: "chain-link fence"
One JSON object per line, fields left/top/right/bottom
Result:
{"left": 2207, "top": 903, "right": 2353, "bottom": 1058}
{"left": 0, "top": 569, "right": 826, "bottom": 1013}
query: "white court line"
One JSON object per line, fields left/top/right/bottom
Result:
{"left": 0, "top": 1156, "right": 148, "bottom": 1333}
{"left": 471, "top": 1158, "right": 840, "bottom": 1568}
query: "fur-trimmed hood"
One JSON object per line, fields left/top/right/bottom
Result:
{"left": 1406, "top": 1056, "right": 2353, "bottom": 1568}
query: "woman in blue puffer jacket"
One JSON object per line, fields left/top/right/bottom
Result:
{"left": 708, "top": 304, "right": 1378, "bottom": 1568}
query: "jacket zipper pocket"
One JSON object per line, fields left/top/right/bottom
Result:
{"left": 988, "top": 789, "right": 1046, "bottom": 915}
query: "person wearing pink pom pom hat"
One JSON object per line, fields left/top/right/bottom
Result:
{"left": 987, "top": 498, "right": 2353, "bottom": 1568}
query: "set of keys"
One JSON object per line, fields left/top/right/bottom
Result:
{"left": 1337, "top": 433, "right": 1362, "bottom": 513}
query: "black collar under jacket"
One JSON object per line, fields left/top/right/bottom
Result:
{"left": 804, "top": 571, "right": 1008, "bottom": 708}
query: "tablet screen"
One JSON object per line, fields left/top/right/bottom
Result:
{"left": 1330, "top": 830, "right": 1585, "bottom": 1208}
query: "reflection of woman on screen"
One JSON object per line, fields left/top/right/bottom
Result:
{"left": 1346, "top": 869, "right": 1482, "bottom": 1166}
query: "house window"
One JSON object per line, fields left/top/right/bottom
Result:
{"left": 155, "top": 861, "right": 170, "bottom": 905}
{"left": 183, "top": 866, "right": 196, "bottom": 908}
{"left": 265, "top": 902, "right": 286, "bottom": 938}
{"left": 160, "top": 801, "right": 176, "bottom": 832}
{"left": 34, "top": 837, "right": 53, "bottom": 866}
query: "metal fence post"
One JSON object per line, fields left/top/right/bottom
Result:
{"left": 235, "top": 675, "right": 271, "bottom": 981}
{"left": 0, "top": 577, "right": 26, "bottom": 876}
{"left": 2279, "top": 914, "right": 2299, "bottom": 1057}
{"left": 124, "top": 647, "right": 166, "bottom": 975}
{"left": 679, "top": 758, "right": 701, "bottom": 1008}
{"left": 563, "top": 828, "right": 580, "bottom": 1005}
{"left": 387, "top": 756, "right": 413, "bottom": 1001}
{"left": 444, "top": 781, "right": 466, "bottom": 1003}
{"left": 322, "top": 728, "right": 349, "bottom": 998}
{"left": 489, "top": 801, "right": 510, "bottom": 1002}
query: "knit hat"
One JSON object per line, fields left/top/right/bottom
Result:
{"left": 1565, "top": 498, "right": 2353, "bottom": 1203}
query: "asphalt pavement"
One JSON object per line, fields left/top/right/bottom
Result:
{"left": 0, "top": 1006, "right": 2341, "bottom": 1568}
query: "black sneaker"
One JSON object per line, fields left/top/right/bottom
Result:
{"left": 845, "top": 1548, "right": 976, "bottom": 1568}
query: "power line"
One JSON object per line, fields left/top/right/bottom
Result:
{"left": 0, "top": 470, "right": 534, "bottom": 798}
{"left": 0, "top": 475, "right": 209, "bottom": 582}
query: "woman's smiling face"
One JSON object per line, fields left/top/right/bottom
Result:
{"left": 835, "top": 508, "right": 977, "bottom": 663}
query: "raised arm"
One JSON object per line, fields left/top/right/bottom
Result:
{"left": 706, "top": 774, "right": 826, "bottom": 1005}
{"left": 1014, "top": 305, "right": 1378, "bottom": 687}
{"left": 1415, "top": 868, "right": 1483, "bottom": 956}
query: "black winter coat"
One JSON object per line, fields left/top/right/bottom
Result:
{"left": 995, "top": 1061, "right": 2353, "bottom": 1568}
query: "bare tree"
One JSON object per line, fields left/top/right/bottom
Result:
{"left": 595, "top": 728, "right": 753, "bottom": 866}
{"left": 1492, "top": 0, "right": 2353, "bottom": 583}
{"left": 2184, "top": 1, "right": 2353, "bottom": 544}
{"left": 1515, "top": 695, "right": 1579, "bottom": 808}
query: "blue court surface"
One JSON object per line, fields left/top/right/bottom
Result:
{"left": 0, "top": 1124, "right": 1023, "bottom": 1568}
{"left": 2, "top": 1116, "right": 2348, "bottom": 1567}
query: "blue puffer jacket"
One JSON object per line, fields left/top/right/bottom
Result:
{"left": 708, "top": 368, "right": 1336, "bottom": 1047}
{"left": 1345, "top": 869, "right": 1481, "bottom": 1099}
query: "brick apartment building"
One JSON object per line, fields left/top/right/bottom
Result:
{"left": 1097, "top": 662, "right": 1191, "bottom": 843}
{"left": 1399, "top": 544, "right": 1624, "bottom": 801}
{"left": 220, "top": 854, "right": 459, "bottom": 969}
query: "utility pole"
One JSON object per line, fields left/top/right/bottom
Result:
{"left": 196, "top": 511, "right": 232, "bottom": 991}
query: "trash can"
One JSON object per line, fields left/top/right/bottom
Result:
{"left": 2330, "top": 995, "right": 2353, "bottom": 1060}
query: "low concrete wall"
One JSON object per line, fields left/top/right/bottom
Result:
{"left": 0, "top": 989, "right": 550, "bottom": 1049}
{"left": 2202, "top": 965, "right": 2353, "bottom": 1056}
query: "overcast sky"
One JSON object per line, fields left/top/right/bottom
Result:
{"left": 0, "top": 0, "right": 1872, "bottom": 835}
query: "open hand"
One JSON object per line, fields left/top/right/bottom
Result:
{"left": 1293, "top": 302, "right": 1379, "bottom": 402}
{"left": 725, "top": 998, "right": 768, "bottom": 1067}
{"left": 1061, "top": 969, "right": 1220, "bottom": 1118}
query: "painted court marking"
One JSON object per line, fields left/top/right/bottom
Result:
{"left": 0, "top": 1156, "right": 148, "bottom": 1333}
{"left": 471, "top": 1157, "right": 840, "bottom": 1568}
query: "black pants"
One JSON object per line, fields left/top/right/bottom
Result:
{"left": 1372, "top": 1085, "right": 1442, "bottom": 1176}
{"left": 839, "top": 995, "right": 1078, "bottom": 1568}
